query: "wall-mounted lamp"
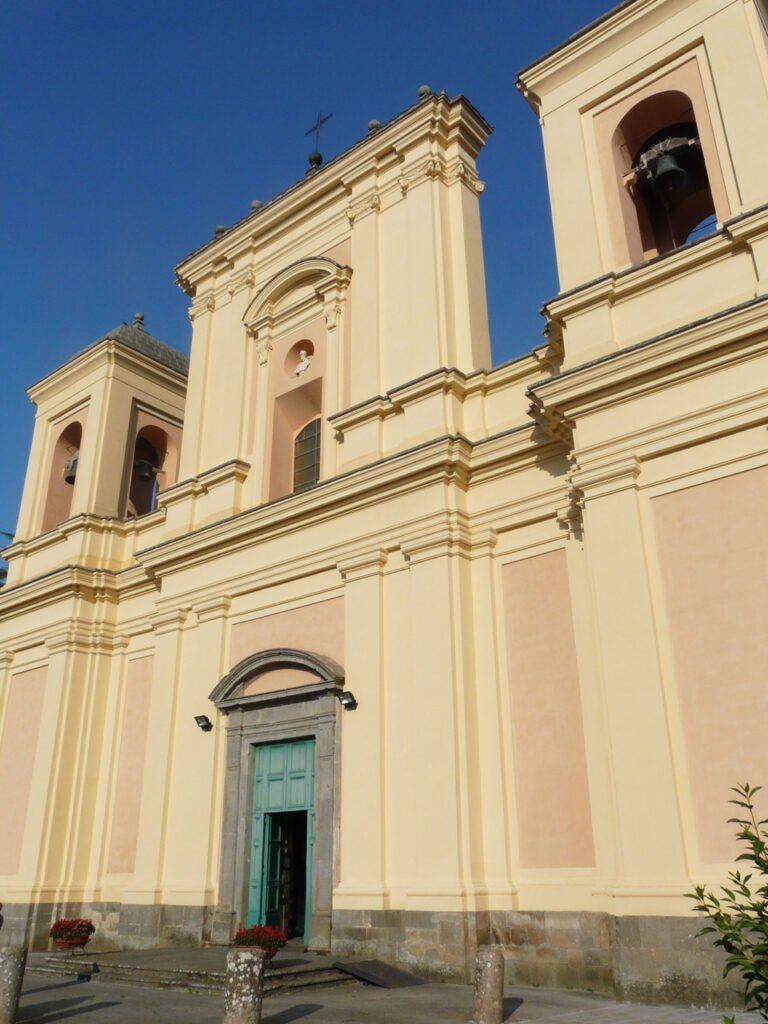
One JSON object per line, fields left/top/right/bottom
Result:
{"left": 336, "top": 691, "right": 358, "bottom": 711}
{"left": 194, "top": 714, "right": 213, "bottom": 732}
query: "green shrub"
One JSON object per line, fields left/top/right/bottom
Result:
{"left": 687, "top": 783, "right": 768, "bottom": 1023}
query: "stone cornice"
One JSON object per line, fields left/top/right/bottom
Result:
{"left": 45, "top": 623, "right": 127, "bottom": 655}
{"left": 175, "top": 93, "right": 492, "bottom": 289}
{"left": 544, "top": 228, "right": 737, "bottom": 327}
{"left": 157, "top": 459, "right": 250, "bottom": 510}
{"left": 135, "top": 435, "right": 477, "bottom": 578}
{"left": 530, "top": 293, "right": 768, "bottom": 432}
{"left": 516, "top": 0, "right": 699, "bottom": 113}
{"left": 541, "top": 204, "right": 768, "bottom": 332}
{"left": 0, "top": 563, "right": 156, "bottom": 627}
{"left": 329, "top": 357, "right": 543, "bottom": 436}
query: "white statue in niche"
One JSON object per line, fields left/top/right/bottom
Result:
{"left": 295, "top": 349, "right": 312, "bottom": 375}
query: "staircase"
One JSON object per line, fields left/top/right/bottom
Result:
{"left": 27, "top": 950, "right": 360, "bottom": 997}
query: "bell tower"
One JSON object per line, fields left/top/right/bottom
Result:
{"left": 518, "top": 0, "right": 768, "bottom": 368}
{"left": 8, "top": 317, "right": 186, "bottom": 586}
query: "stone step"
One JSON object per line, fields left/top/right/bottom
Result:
{"left": 28, "top": 956, "right": 359, "bottom": 997}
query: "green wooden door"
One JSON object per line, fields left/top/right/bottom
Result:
{"left": 248, "top": 739, "right": 315, "bottom": 942}
{"left": 263, "top": 815, "right": 286, "bottom": 927}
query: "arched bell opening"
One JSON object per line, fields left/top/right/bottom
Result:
{"left": 41, "top": 421, "right": 83, "bottom": 532}
{"left": 125, "top": 426, "right": 168, "bottom": 517}
{"left": 614, "top": 90, "right": 717, "bottom": 258}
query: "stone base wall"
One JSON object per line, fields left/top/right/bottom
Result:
{"left": 332, "top": 908, "right": 743, "bottom": 1010}
{"left": 1, "top": 900, "right": 743, "bottom": 1009}
{"left": 0, "top": 901, "right": 211, "bottom": 952}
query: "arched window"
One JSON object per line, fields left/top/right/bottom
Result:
{"left": 293, "top": 418, "right": 321, "bottom": 493}
{"left": 614, "top": 91, "right": 716, "bottom": 258}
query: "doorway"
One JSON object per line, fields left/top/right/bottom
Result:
{"left": 263, "top": 811, "right": 308, "bottom": 937}
{"left": 248, "top": 738, "right": 315, "bottom": 945}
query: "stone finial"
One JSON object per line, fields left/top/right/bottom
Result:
{"left": 133, "top": 312, "right": 145, "bottom": 329}
{"left": 223, "top": 948, "right": 266, "bottom": 1024}
{"left": 472, "top": 944, "right": 505, "bottom": 1024}
{"left": 368, "top": 119, "right": 382, "bottom": 132}
{"left": 307, "top": 151, "right": 323, "bottom": 174}
{"left": 0, "top": 945, "right": 27, "bottom": 1024}
{"left": 418, "top": 84, "right": 432, "bottom": 98}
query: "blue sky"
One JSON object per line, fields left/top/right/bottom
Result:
{"left": 0, "top": 0, "right": 614, "bottom": 540}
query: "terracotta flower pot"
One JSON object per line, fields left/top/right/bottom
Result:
{"left": 234, "top": 945, "right": 278, "bottom": 960}
{"left": 54, "top": 936, "right": 89, "bottom": 951}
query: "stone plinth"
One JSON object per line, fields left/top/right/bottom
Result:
{"left": 0, "top": 945, "right": 27, "bottom": 1024}
{"left": 223, "top": 948, "right": 266, "bottom": 1024}
{"left": 473, "top": 944, "right": 504, "bottom": 1024}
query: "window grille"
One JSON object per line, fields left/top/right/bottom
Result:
{"left": 293, "top": 418, "right": 321, "bottom": 493}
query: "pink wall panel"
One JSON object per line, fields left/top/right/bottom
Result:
{"left": 0, "top": 667, "right": 47, "bottom": 876}
{"left": 107, "top": 656, "right": 154, "bottom": 874}
{"left": 502, "top": 550, "right": 595, "bottom": 868}
{"left": 653, "top": 466, "right": 768, "bottom": 863}
{"left": 230, "top": 597, "right": 344, "bottom": 673}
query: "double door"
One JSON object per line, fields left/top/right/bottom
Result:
{"left": 248, "top": 739, "right": 315, "bottom": 944}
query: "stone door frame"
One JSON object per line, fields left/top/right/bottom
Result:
{"left": 208, "top": 648, "right": 343, "bottom": 950}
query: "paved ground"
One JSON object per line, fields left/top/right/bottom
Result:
{"left": 17, "top": 973, "right": 752, "bottom": 1023}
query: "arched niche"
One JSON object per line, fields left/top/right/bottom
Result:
{"left": 208, "top": 647, "right": 343, "bottom": 951}
{"left": 243, "top": 258, "right": 350, "bottom": 504}
{"left": 41, "top": 419, "right": 83, "bottom": 532}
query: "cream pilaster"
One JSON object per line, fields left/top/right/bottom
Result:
{"left": 334, "top": 550, "right": 389, "bottom": 908}
{"left": 467, "top": 530, "right": 518, "bottom": 908}
{"left": 573, "top": 457, "right": 688, "bottom": 905}
{"left": 162, "top": 596, "right": 231, "bottom": 905}
{"left": 124, "top": 607, "right": 188, "bottom": 904}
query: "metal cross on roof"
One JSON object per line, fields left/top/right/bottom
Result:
{"left": 305, "top": 110, "right": 333, "bottom": 152}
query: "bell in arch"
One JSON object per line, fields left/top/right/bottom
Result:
{"left": 651, "top": 151, "right": 688, "bottom": 193}
{"left": 63, "top": 451, "right": 79, "bottom": 485}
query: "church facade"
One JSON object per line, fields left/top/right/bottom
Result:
{"left": 2, "top": 0, "right": 768, "bottom": 1006}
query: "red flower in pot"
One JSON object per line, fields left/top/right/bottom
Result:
{"left": 233, "top": 924, "right": 287, "bottom": 960}
{"left": 50, "top": 918, "right": 95, "bottom": 952}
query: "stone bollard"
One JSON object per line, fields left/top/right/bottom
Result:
{"left": 0, "top": 945, "right": 28, "bottom": 1024}
{"left": 222, "top": 948, "right": 266, "bottom": 1024}
{"left": 472, "top": 944, "right": 505, "bottom": 1024}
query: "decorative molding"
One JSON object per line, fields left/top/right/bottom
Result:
{"left": 193, "top": 595, "right": 232, "bottom": 623}
{"left": 570, "top": 455, "right": 642, "bottom": 501}
{"left": 210, "top": 647, "right": 344, "bottom": 709}
{"left": 346, "top": 191, "right": 381, "bottom": 224}
{"left": 149, "top": 607, "right": 190, "bottom": 635}
{"left": 397, "top": 155, "right": 484, "bottom": 196}
{"left": 337, "top": 549, "right": 389, "bottom": 582}
{"left": 243, "top": 257, "right": 352, "bottom": 343}
{"left": 189, "top": 292, "right": 216, "bottom": 321}
{"left": 255, "top": 338, "right": 272, "bottom": 366}
{"left": 227, "top": 269, "right": 257, "bottom": 297}
{"left": 555, "top": 473, "right": 584, "bottom": 539}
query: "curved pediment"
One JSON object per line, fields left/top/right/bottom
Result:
{"left": 209, "top": 648, "right": 345, "bottom": 708}
{"left": 243, "top": 257, "right": 352, "bottom": 329}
